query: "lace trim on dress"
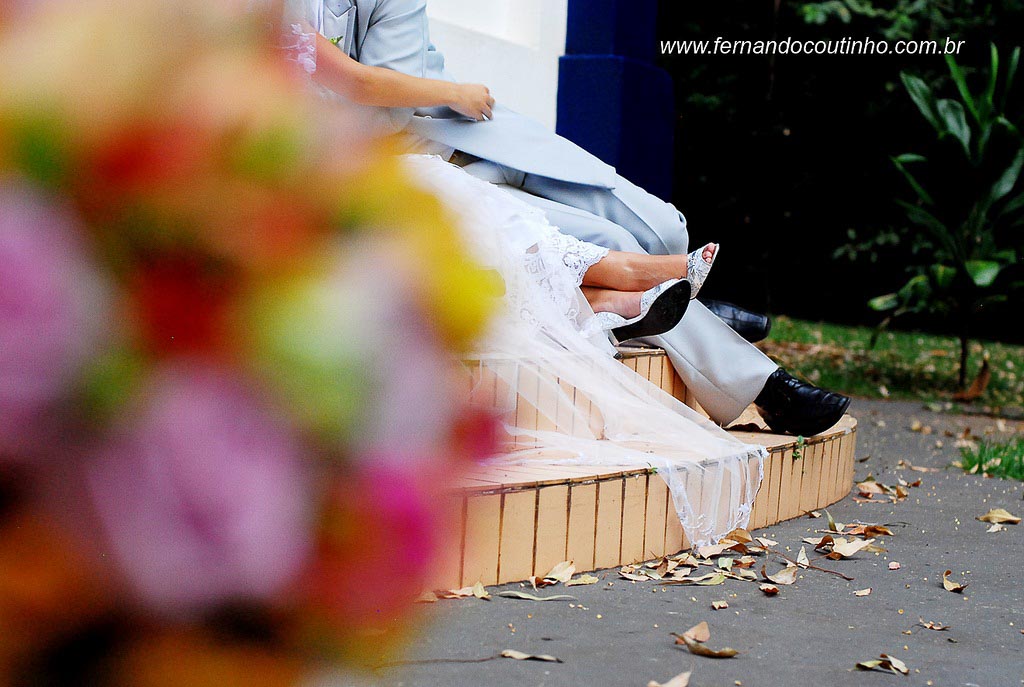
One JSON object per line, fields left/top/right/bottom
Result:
{"left": 285, "top": 22, "right": 317, "bottom": 74}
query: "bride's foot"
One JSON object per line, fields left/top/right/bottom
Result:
{"left": 586, "top": 279, "right": 692, "bottom": 343}
{"left": 685, "top": 242, "right": 719, "bottom": 300}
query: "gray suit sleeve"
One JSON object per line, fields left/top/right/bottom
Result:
{"left": 358, "top": 0, "right": 431, "bottom": 132}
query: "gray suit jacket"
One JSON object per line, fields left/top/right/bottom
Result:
{"left": 341, "top": 0, "right": 618, "bottom": 188}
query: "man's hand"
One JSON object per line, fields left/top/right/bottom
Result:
{"left": 449, "top": 83, "right": 495, "bottom": 121}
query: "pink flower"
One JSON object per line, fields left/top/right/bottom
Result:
{"left": 85, "top": 362, "right": 312, "bottom": 617}
{"left": 0, "top": 182, "right": 107, "bottom": 457}
{"left": 306, "top": 459, "right": 447, "bottom": 627}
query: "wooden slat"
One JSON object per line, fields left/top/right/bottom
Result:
{"left": 798, "top": 441, "right": 823, "bottom": 513}
{"left": 424, "top": 495, "right": 466, "bottom": 591}
{"left": 594, "top": 478, "right": 624, "bottom": 569}
{"left": 621, "top": 474, "right": 647, "bottom": 565}
{"left": 566, "top": 482, "right": 598, "bottom": 571}
{"left": 498, "top": 490, "right": 537, "bottom": 583}
{"left": 462, "top": 494, "right": 502, "bottom": 586}
{"left": 644, "top": 474, "right": 669, "bottom": 559}
{"left": 534, "top": 485, "right": 569, "bottom": 576}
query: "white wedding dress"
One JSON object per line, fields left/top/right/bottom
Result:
{"left": 281, "top": 5, "right": 766, "bottom": 546}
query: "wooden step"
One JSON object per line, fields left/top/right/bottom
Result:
{"left": 432, "top": 346, "right": 857, "bottom": 589}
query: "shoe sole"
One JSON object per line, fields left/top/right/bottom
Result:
{"left": 613, "top": 280, "right": 691, "bottom": 343}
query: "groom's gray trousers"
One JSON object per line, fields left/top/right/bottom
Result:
{"left": 459, "top": 159, "right": 779, "bottom": 425}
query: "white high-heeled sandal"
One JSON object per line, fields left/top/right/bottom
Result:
{"left": 686, "top": 242, "right": 719, "bottom": 300}
{"left": 593, "top": 278, "right": 692, "bottom": 343}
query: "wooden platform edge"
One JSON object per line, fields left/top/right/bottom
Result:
{"left": 427, "top": 415, "right": 858, "bottom": 589}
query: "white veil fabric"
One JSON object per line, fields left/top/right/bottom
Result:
{"left": 405, "top": 156, "right": 766, "bottom": 547}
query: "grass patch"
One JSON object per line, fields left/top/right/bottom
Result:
{"left": 959, "top": 438, "right": 1024, "bottom": 481}
{"left": 760, "top": 316, "right": 1024, "bottom": 416}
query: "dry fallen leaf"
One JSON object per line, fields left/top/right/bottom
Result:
{"left": 856, "top": 654, "right": 909, "bottom": 675}
{"left": 853, "top": 588, "right": 872, "bottom": 597}
{"left": 498, "top": 591, "right": 576, "bottom": 602}
{"left": 723, "top": 528, "right": 753, "bottom": 544}
{"left": 472, "top": 581, "right": 491, "bottom": 600}
{"left": 755, "top": 537, "right": 778, "bottom": 547}
{"left": 953, "top": 355, "right": 991, "bottom": 402}
{"left": 544, "top": 560, "right": 576, "bottom": 583}
{"left": 942, "top": 570, "right": 968, "bottom": 593}
{"left": 500, "top": 649, "right": 562, "bottom": 663}
{"left": 827, "top": 537, "right": 875, "bottom": 559}
{"left": 796, "top": 547, "right": 809, "bottom": 568}
{"left": 646, "top": 670, "right": 691, "bottom": 687}
{"left": 889, "top": 561, "right": 901, "bottom": 570}
{"left": 761, "top": 564, "right": 798, "bottom": 586}
{"left": 807, "top": 510, "right": 822, "bottom": 519}
{"left": 415, "top": 591, "right": 438, "bottom": 603}
{"left": 987, "top": 523, "right": 1007, "bottom": 533}
{"left": 712, "top": 600, "right": 729, "bottom": 610}
{"left": 918, "top": 618, "right": 950, "bottom": 631}
{"left": 435, "top": 586, "right": 477, "bottom": 599}
{"left": 977, "top": 508, "right": 1021, "bottom": 525}
{"left": 675, "top": 634, "right": 739, "bottom": 659}
{"left": 565, "top": 574, "right": 599, "bottom": 587}
{"left": 759, "top": 583, "right": 780, "bottom": 595}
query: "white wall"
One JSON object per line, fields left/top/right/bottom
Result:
{"left": 426, "top": 0, "right": 567, "bottom": 130}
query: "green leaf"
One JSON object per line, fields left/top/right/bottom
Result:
{"left": 929, "top": 264, "right": 956, "bottom": 290}
{"left": 937, "top": 99, "right": 971, "bottom": 157}
{"left": 945, "top": 54, "right": 981, "bottom": 124}
{"left": 964, "top": 260, "right": 1002, "bottom": 288}
{"left": 869, "top": 293, "right": 899, "bottom": 311}
{"left": 901, "top": 72, "right": 943, "bottom": 133}
{"left": 891, "top": 154, "right": 934, "bottom": 205}
{"left": 1001, "top": 47, "right": 1020, "bottom": 113}
{"left": 981, "top": 43, "right": 1000, "bottom": 121}
{"left": 987, "top": 146, "right": 1024, "bottom": 207}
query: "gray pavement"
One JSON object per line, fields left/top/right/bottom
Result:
{"left": 381, "top": 400, "right": 1024, "bottom": 687}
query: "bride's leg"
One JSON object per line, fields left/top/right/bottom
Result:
{"left": 582, "top": 244, "right": 717, "bottom": 292}
{"left": 581, "top": 286, "right": 642, "bottom": 319}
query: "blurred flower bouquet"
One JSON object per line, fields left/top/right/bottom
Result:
{"left": 0, "top": 1, "right": 497, "bottom": 683}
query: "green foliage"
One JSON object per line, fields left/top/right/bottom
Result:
{"left": 869, "top": 45, "right": 1024, "bottom": 385}
{"left": 799, "top": 0, "right": 999, "bottom": 41}
{"left": 959, "top": 437, "right": 1024, "bottom": 480}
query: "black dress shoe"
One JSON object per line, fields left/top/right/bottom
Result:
{"left": 702, "top": 299, "right": 772, "bottom": 343}
{"left": 754, "top": 368, "right": 851, "bottom": 436}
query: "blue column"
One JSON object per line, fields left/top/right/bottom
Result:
{"left": 557, "top": 0, "right": 674, "bottom": 199}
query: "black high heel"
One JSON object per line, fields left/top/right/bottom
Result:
{"left": 594, "top": 279, "right": 692, "bottom": 343}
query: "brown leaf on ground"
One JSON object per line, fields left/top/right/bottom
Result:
{"left": 805, "top": 534, "right": 835, "bottom": 550}
{"left": 498, "top": 591, "right": 576, "bottom": 601}
{"left": 565, "top": 574, "right": 599, "bottom": 587}
{"left": 471, "top": 581, "right": 491, "bottom": 599}
{"left": 796, "top": 547, "right": 810, "bottom": 568}
{"left": 889, "top": 561, "right": 901, "bottom": 570}
{"left": 647, "top": 670, "right": 691, "bottom": 687}
{"left": 723, "top": 528, "right": 753, "bottom": 544}
{"left": 435, "top": 586, "right": 477, "bottom": 599}
{"left": 761, "top": 564, "right": 798, "bottom": 586}
{"left": 827, "top": 537, "right": 875, "bottom": 559}
{"left": 807, "top": 510, "right": 822, "bottom": 519}
{"left": 759, "top": 583, "right": 780, "bottom": 595}
{"left": 544, "top": 561, "right": 576, "bottom": 584}
{"left": 500, "top": 650, "right": 562, "bottom": 663}
{"left": 856, "top": 654, "right": 909, "bottom": 675}
{"left": 977, "top": 508, "right": 1021, "bottom": 525}
{"left": 953, "top": 355, "right": 991, "bottom": 402}
{"left": 853, "top": 588, "right": 872, "bottom": 597}
{"left": 846, "top": 524, "right": 894, "bottom": 537}
{"left": 711, "top": 600, "right": 729, "bottom": 610}
{"left": 415, "top": 591, "right": 438, "bottom": 603}
{"left": 942, "top": 570, "right": 968, "bottom": 593}
{"left": 896, "top": 459, "right": 941, "bottom": 473}
{"left": 755, "top": 537, "right": 779, "bottom": 547}
{"left": 918, "top": 618, "right": 950, "bottom": 631}
{"left": 676, "top": 635, "right": 739, "bottom": 659}
{"left": 679, "top": 621, "right": 709, "bottom": 643}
